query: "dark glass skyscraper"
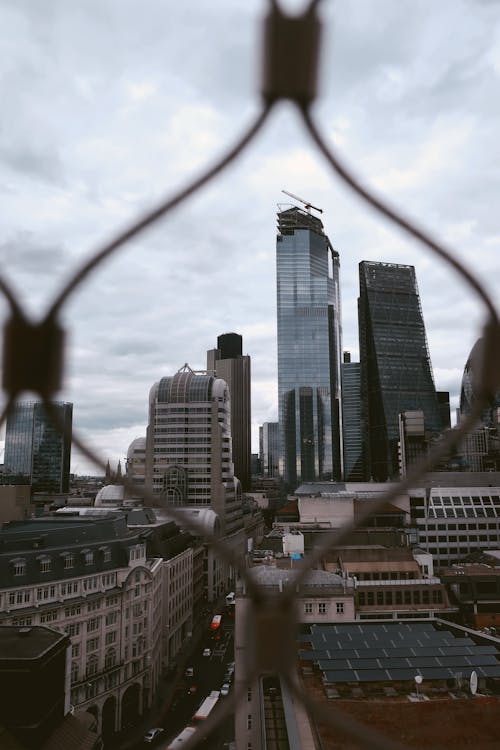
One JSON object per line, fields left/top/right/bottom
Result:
{"left": 358, "top": 261, "right": 442, "bottom": 481}
{"left": 3, "top": 401, "right": 72, "bottom": 493}
{"left": 341, "top": 352, "right": 364, "bottom": 481}
{"left": 276, "top": 206, "right": 342, "bottom": 487}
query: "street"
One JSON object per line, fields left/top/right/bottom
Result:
{"left": 133, "top": 614, "right": 235, "bottom": 749}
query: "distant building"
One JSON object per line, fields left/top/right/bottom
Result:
{"left": 3, "top": 401, "right": 72, "bottom": 493}
{"left": 410, "top": 486, "right": 500, "bottom": 567}
{"left": 276, "top": 206, "right": 342, "bottom": 488}
{"left": 0, "top": 485, "right": 31, "bottom": 523}
{"left": 145, "top": 364, "right": 243, "bottom": 536}
{"left": 260, "top": 422, "right": 279, "bottom": 478}
{"left": 341, "top": 352, "right": 364, "bottom": 481}
{"left": 358, "top": 262, "right": 442, "bottom": 480}
{"left": 126, "top": 436, "right": 146, "bottom": 490}
{"left": 207, "top": 333, "right": 251, "bottom": 490}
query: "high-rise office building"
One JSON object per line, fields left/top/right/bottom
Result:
{"left": 3, "top": 401, "right": 72, "bottom": 493}
{"left": 276, "top": 206, "right": 342, "bottom": 487}
{"left": 145, "top": 365, "right": 243, "bottom": 535}
{"left": 207, "top": 333, "right": 251, "bottom": 491}
{"left": 341, "top": 352, "right": 364, "bottom": 481}
{"left": 358, "top": 261, "right": 442, "bottom": 481}
{"left": 260, "top": 422, "right": 279, "bottom": 478}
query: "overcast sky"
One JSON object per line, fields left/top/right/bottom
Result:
{"left": 0, "top": 0, "right": 499, "bottom": 474}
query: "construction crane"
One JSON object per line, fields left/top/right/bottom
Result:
{"left": 281, "top": 189, "right": 323, "bottom": 214}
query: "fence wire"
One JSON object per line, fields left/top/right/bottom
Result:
{"left": 2, "top": 1, "right": 499, "bottom": 749}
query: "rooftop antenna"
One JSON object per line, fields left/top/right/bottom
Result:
{"left": 281, "top": 189, "right": 323, "bottom": 214}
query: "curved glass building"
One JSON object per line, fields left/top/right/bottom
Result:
{"left": 276, "top": 206, "right": 342, "bottom": 487}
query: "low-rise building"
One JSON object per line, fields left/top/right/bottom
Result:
{"left": 0, "top": 514, "right": 163, "bottom": 741}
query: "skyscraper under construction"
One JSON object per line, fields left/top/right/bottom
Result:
{"left": 276, "top": 205, "right": 342, "bottom": 488}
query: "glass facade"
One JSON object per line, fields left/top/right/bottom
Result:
{"left": 276, "top": 207, "right": 342, "bottom": 487}
{"left": 358, "top": 261, "right": 441, "bottom": 481}
{"left": 260, "top": 422, "right": 279, "bottom": 478}
{"left": 341, "top": 359, "right": 364, "bottom": 481}
{"left": 3, "top": 401, "right": 72, "bottom": 493}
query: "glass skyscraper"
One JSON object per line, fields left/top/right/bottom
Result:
{"left": 358, "top": 261, "right": 442, "bottom": 481}
{"left": 3, "top": 401, "right": 73, "bottom": 493}
{"left": 276, "top": 206, "right": 342, "bottom": 487}
{"left": 341, "top": 352, "right": 364, "bottom": 481}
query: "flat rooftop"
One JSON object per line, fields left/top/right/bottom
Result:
{"left": 0, "top": 626, "right": 67, "bottom": 661}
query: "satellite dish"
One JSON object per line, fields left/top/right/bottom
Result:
{"left": 470, "top": 670, "right": 478, "bottom": 695}
{"left": 414, "top": 675, "right": 423, "bottom": 685}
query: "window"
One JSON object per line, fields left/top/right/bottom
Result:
{"left": 318, "top": 602, "right": 327, "bottom": 615}
{"left": 13, "top": 560, "right": 26, "bottom": 576}
{"left": 247, "top": 714, "right": 252, "bottom": 730}
{"left": 64, "top": 554, "right": 74, "bottom": 569}
{"left": 87, "top": 618, "right": 100, "bottom": 632}
{"left": 304, "top": 602, "right": 313, "bottom": 615}
{"left": 84, "top": 551, "right": 94, "bottom": 566}
{"left": 106, "top": 612, "right": 118, "bottom": 626}
{"left": 65, "top": 605, "right": 81, "bottom": 617}
{"left": 72, "top": 643, "right": 80, "bottom": 658}
{"left": 40, "top": 557, "right": 51, "bottom": 573}
{"left": 66, "top": 623, "right": 80, "bottom": 637}
{"left": 247, "top": 688, "right": 252, "bottom": 702}
{"left": 86, "top": 655, "right": 98, "bottom": 677}
{"left": 40, "top": 609, "right": 58, "bottom": 623}
{"left": 86, "top": 638, "right": 99, "bottom": 653}
{"left": 358, "top": 592, "right": 366, "bottom": 606}
{"left": 105, "top": 648, "right": 116, "bottom": 669}
{"left": 336, "top": 602, "right": 344, "bottom": 614}
{"left": 105, "top": 630, "right": 117, "bottom": 645}
{"left": 71, "top": 662, "right": 79, "bottom": 682}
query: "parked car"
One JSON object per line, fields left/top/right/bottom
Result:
{"left": 185, "top": 666, "right": 194, "bottom": 678}
{"left": 226, "top": 662, "right": 235, "bottom": 676}
{"left": 143, "top": 727, "right": 164, "bottom": 744}
{"left": 188, "top": 685, "right": 198, "bottom": 695}
{"left": 202, "top": 647, "right": 212, "bottom": 657}
{"left": 220, "top": 682, "right": 231, "bottom": 697}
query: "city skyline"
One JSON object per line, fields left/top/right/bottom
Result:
{"left": 0, "top": 1, "right": 498, "bottom": 474}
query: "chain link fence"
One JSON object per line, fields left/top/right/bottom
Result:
{"left": 2, "top": 1, "right": 499, "bottom": 748}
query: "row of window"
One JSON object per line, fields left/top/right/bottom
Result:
{"left": 12, "top": 548, "right": 114, "bottom": 577}
{"left": 357, "top": 589, "right": 443, "bottom": 606}
{"left": 304, "top": 601, "right": 345, "bottom": 615}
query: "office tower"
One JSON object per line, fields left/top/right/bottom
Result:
{"left": 437, "top": 391, "right": 451, "bottom": 430}
{"left": 260, "top": 422, "right": 279, "bottom": 478}
{"left": 145, "top": 364, "right": 243, "bottom": 535}
{"left": 458, "top": 339, "right": 500, "bottom": 471}
{"left": 358, "top": 261, "right": 442, "bottom": 481}
{"left": 460, "top": 338, "right": 500, "bottom": 427}
{"left": 3, "top": 401, "right": 72, "bottom": 493}
{"left": 341, "top": 352, "right": 364, "bottom": 481}
{"left": 207, "top": 332, "right": 251, "bottom": 490}
{"left": 276, "top": 206, "right": 342, "bottom": 488}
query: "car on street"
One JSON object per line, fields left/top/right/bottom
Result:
{"left": 226, "top": 662, "right": 235, "bottom": 676}
{"left": 185, "top": 666, "right": 194, "bottom": 677}
{"left": 188, "top": 685, "right": 198, "bottom": 695}
{"left": 143, "top": 727, "right": 164, "bottom": 743}
{"left": 202, "top": 647, "right": 212, "bottom": 657}
{"left": 220, "top": 682, "right": 231, "bottom": 697}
